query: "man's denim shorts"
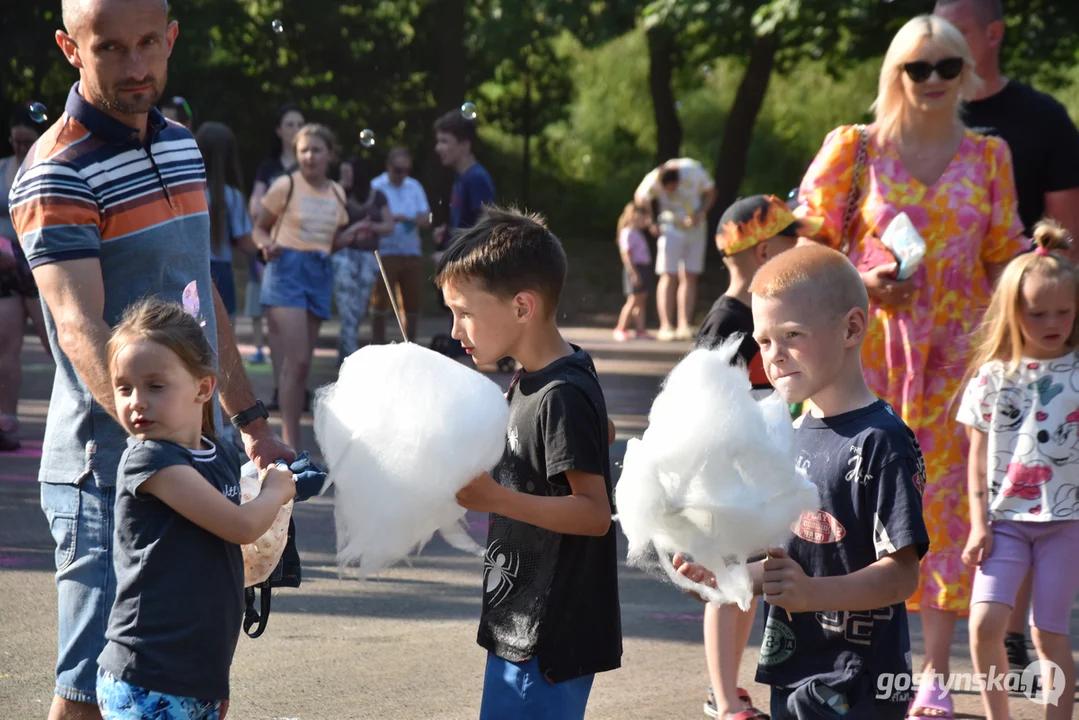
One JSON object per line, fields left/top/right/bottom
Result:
{"left": 41, "top": 479, "right": 116, "bottom": 704}
{"left": 260, "top": 248, "right": 334, "bottom": 320}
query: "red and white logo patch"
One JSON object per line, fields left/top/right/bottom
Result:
{"left": 912, "top": 471, "right": 926, "bottom": 495}
{"left": 792, "top": 510, "right": 846, "bottom": 544}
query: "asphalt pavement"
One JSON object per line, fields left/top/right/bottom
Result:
{"left": 0, "top": 318, "right": 1075, "bottom": 719}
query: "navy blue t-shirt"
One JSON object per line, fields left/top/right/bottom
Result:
{"left": 755, "top": 400, "right": 929, "bottom": 715}
{"left": 450, "top": 162, "right": 495, "bottom": 231}
{"left": 99, "top": 436, "right": 244, "bottom": 700}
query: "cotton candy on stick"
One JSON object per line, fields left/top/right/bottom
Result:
{"left": 313, "top": 342, "right": 509, "bottom": 574}
{"left": 615, "top": 337, "right": 819, "bottom": 611}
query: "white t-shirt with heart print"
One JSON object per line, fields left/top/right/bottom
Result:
{"left": 957, "top": 350, "right": 1079, "bottom": 522}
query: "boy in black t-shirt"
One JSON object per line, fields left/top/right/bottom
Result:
{"left": 437, "top": 207, "right": 621, "bottom": 719}
{"left": 678, "top": 245, "right": 929, "bottom": 720}
{"left": 699, "top": 195, "right": 818, "bottom": 392}
{"left": 695, "top": 195, "right": 813, "bottom": 720}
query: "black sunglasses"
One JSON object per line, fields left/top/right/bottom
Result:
{"left": 902, "top": 57, "right": 964, "bottom": 83}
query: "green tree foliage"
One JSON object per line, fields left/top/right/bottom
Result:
{"left": 2, "top": 0, "right": 1077, "bottom": 247}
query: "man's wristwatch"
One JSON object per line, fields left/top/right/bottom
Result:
{"left": 230, "top": 400, "right": 269, "bottom": 429}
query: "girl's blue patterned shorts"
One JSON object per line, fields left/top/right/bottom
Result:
{"left": 96, "top": 669, "right": 222, "bottom": 719}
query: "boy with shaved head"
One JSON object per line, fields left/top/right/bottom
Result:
{"left": 678, "top": 245, "right": 929, "bottom": 719}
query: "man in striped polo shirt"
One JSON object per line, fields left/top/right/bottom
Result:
{"left": 9, "top": 1, "right": 293, "bottom": 717}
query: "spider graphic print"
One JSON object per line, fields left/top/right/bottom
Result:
{"left": 483, "top": 542, "right": 520, "bottom": 607}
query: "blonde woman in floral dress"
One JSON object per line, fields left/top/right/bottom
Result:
{"left": 795, "top": 15, "right": 1025, "bottom": 719}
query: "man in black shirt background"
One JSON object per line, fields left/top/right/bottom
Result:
{"left": 936, "top": 0, "right": 1079, "bottom": 253}
{"left": 936, "top": 0, "right": 1079, "bottom": 672}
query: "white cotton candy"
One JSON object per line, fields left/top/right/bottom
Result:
{"left": 313, "top": 343, "right": 508, "bottom": 574}
{"left": 615, "top": 337, "right": 819, "bottom": 610}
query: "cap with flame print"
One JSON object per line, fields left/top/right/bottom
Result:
{"left": 715, "top": 195, "right": 823, "bottom": 256}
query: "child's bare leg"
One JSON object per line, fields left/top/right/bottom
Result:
{"left": 704, "top": 598, "right": 759, "bottom": 715}
{"left": 1030, "top": 626, "right": 1073, "bottom": 720}
{"left": 969, "top": 601, "right": 1011, "bottom": 720}
{"left": 615, "top": 295, "right": 636, "bottom": 333}
{"left": 633, "top": 293, "right": 647, "bottom": 332}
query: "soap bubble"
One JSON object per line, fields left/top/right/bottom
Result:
{"left": 29, "top": 103, "right": 48, "bottom": 124}
{"left": 271, "top": 19, "right": 284, "bottom": 34}
{"left": 460, "top": 102, "right": 478, "bottom": 121}
{"left": 360, "top": 129, "right": 376, "bottom": 148}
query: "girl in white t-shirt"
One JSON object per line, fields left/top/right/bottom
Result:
{"left": 613, "top": 203, "right": 652, "bottom": 341}
{"left": 957, "top": 221, "right": 1079, "bottom": 720}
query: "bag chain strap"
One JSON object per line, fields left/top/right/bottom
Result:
{"left": 840, "top": 125, "right": 869, "bottom": 255}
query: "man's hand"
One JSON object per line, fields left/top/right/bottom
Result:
{"left": 762, "top": 547, "right": 816, "bottom": 613}
{"left": 456, "top": 471, "right": 506, "bottom": 513}
{"left": 242, "top": 419, "right": 296, "bottom": 471}
{"left": 681, "top": 212, "right": 705, "bottom": 230}
{"left": 673, "top": 553, "right": 717, "bottom": 603}
{"left": 861, "top": 263, "right": 915, "bottom": 308}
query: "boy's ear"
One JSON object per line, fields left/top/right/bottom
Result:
{"left": 513, "top": 291, "right": 538, "bottom": 322}
{"left": 843, "top": 306, "right": 868, "bottom": 346}
{"left": 754, "top": 241, "right": 770, "bottom": 265}
{"left": 195, "top": 375, "right": 217, "bottom": 405}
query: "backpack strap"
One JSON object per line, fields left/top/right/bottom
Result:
{"left": 242, "top": 584, "right": 273, "bottom": 639}
{"left": 270, "top": 173, "right": 296, "bottom": 245}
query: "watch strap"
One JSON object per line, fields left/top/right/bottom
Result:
{"left": 231, "top": 399, "right": 268, "bottom": 429}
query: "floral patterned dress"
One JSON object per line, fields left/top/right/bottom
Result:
{"left": 797, "top": 125, "right": 1027, "bottom": 613}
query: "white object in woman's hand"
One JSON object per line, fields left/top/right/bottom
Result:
{"left": 861, "top": 263, "right": 915, "bottom": 308}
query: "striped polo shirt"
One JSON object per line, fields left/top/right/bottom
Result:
{"left": 9, "top": 83, "right": 220, "bottom": 487}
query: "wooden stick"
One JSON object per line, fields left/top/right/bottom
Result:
{"left": 766, "top": 550, "right": 794, "bottom": 621}
{"left": 374, "top": 250, "right": 408, "bottom": 342}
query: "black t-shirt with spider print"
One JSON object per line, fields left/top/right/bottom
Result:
{"left": 477, "top": 345, "right": 623, "bottom": 683}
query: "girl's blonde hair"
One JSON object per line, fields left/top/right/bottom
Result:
{"left": 616, "top": 202, "right": 646, "bottom": 236}
{"left": 107, "top": 298, "right": 218, "bottom": 439}
{"left": 968, "top": 220, "right": 1079, "bottom": 378}
{"left": 872, "top": 15, "right": 982, "bottom": 144}
{"left": 292, "top": 123, "right": 340, "bottom": 165}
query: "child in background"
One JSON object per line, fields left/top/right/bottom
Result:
{"left": 957, "top": 221, "right": 1079, "bottom": 720}
{"left": 440, "top": 207, "right": 622, "bottom": 719}
{"left": 96, "top": 298, "right": 295, "bottom": 720}
{"left": 195, "top": 122, "right": 259, "bottom": 326}
{"left": 694, "top": 195, "right": 816, "bottom": 720}
{"left": 613, "top": 203, "right": 652, "bottom": 341}
{"left": 677, "top": 244, "right": 928, "bottom": 719}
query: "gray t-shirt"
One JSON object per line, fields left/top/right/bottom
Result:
{"left": 99, "top": 436, "right": 243, "bottom": 700}
{"left": 8, "top": 83, "right": 220, "bottom": 488}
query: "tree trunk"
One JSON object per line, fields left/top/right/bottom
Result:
{"left": 424, "top": 0, "right": 466, "bottom": 225}
{"left": 709, "top": 32, "right": 778, "bottom": 228}
{"left": 647, "top": 26, "right": 681, "bottom": 164}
